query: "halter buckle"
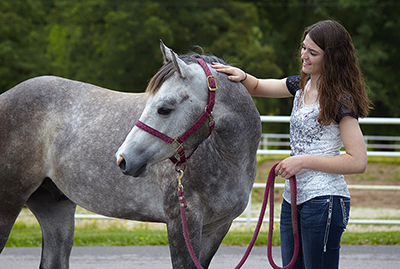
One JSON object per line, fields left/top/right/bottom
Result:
{"left": 208, "top": 111, "right": 214, "bottom": 126}
{"left": 207, "top": 76, "right": 218, "bottom": 91}
{"left": 169, "top": 138, "right": 184, "bottom": 154}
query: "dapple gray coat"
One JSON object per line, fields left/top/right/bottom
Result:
{"left": 0, "top": 43, "right": 261, "bottom": 268}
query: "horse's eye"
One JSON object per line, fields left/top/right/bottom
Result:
{"left": 158, "top": 107, "right": 172, "bottom": 115}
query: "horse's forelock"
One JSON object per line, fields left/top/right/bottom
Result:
{"left": 145, "top": 61, "right": 174, "bottom": 96}
{"left": 145, "top": 53, "right": 226, "bottom": 97}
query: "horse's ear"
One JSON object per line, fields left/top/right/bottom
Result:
{"left": 159, "top": 40, "right": 187, "bottom": 78}
{"left": 160, "top": 40, "right": 169, "bottom": 64}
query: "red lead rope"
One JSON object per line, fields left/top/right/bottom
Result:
{"left": 177, "top": 163, "right": 299, "bottom": 269}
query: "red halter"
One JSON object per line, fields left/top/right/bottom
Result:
{"left": 134, "top": 58, "right": 217, "bottom": 167}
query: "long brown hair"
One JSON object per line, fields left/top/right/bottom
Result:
{"left": 299, "top": 20, "right": 372, "bottom": 125}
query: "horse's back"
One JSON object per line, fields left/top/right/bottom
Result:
{"left": 0, "top": 75, "right": 143, "bottom": 115}
{"left": 0, "top": 75, "right": 143, "bottom": 162}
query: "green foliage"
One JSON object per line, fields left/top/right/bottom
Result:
{"left": 1, "top": 0, "right": 399, "bottom": 133}
{"left": 0, "top": 0, "right": 51, "bottom": 92}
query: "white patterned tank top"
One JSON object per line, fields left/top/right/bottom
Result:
{"left": 283, "top": 76, "right": 356, "bottom": 204}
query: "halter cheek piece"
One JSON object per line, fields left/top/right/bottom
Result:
{"left": 134, "top": 58, "right": 217, "bottom": 167}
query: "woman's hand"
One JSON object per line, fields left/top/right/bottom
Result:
{"left": 275, "top": 117, "right": 368, "bottom": 179}
{"left": 275, "top": 155, "right": 306, "bottom": 179}
{"left": 211, "top": 63, "right": 247, "bottom": 82}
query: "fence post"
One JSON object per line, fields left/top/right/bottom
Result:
{"left": 246, "top": 193, "right": 252, "bottom": 231}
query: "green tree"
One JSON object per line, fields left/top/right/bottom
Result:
{"left": 335, "top": 0, "right": 400, "bottom": 117}
{"left": 0, "top": 0, "right": 51, "bottom": 92}
{"left": 2, "top": 0, "right": 400, "bottom": 133}
{"left": 43, "top": 0, "right": 282, "bottom": 95}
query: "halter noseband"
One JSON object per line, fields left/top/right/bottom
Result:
{"left": 134, "top": 58, "right": 217, "bottom": 167}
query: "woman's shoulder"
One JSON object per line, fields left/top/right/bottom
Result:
{"left": 336, "top": 93, "right": 359, "bottom": 123}
{"left": 286, "top": 75, "right": 301, "bottom": 96}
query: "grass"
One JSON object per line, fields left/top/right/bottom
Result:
{"left": 5, "top": 223, "right": 42, "bottom": 247}
{"left": 5, "top": 222, "right": 169, "bottom": 248}
{"left": 5, "top": 221, "right": 400, "bottom": 248}
{"left": 341, "top": 231, "right": 400, "bottom": 245}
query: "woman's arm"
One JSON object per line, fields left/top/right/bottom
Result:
{"left": 211, "top": 63, "right": 293, "bottom": 98}
{"left": 276, "top": 116, "right": 367, "bottom": 179}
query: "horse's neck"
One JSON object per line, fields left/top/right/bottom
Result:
{"left": 208, "top": 87, "right": 261, "bottom": 161}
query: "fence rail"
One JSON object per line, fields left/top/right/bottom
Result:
{"left": 236, "top": 183, "right": 400, "bottom": 228}
{"left": 258, "top": 116, "right": 400, "bottom": 157}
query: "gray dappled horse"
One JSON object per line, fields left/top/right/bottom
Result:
{"left": 0, "top": 42, "right": 261, "bottom": 268}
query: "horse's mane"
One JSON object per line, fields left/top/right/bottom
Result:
{"left": 146, "top": 53, "right": 227, "bottom": 96}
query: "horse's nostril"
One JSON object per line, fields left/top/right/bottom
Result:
{"left": 119, "top": 160, "right": 126, "bottom": 171}
{"left": 117, "top": 156, "right": 126, "bottom": 170}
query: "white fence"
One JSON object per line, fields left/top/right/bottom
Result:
{"left": 76, "top": 116, "right": 400, "bottom": 227}
{"left": 257, "top": 116, "right": 400, "bottom": 157}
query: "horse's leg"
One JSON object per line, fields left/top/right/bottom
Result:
{"left": 26, "top": 178, "right": 76, "bottom": 269}
{"left": 167, "top": 218, "right": 232, "bottom": 269}
{"left": 167, "top": 216, "right": 204, "bottom": 269}
{"left": 199, "top": 221, "right": 232, "bottom": 267}
{"left": 0, "top": 202, "right": 25, "bottom": 252}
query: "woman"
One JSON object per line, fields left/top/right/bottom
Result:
{"left": 212, "top": 20, "right": 371, "bottom": 268}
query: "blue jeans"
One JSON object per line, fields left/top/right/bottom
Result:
{"left": 280, "top": 195, "right": 350, "bottom": 269}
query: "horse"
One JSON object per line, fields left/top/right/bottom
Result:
{"left": 0, "top": 41, "right": 261, "bottom": 268}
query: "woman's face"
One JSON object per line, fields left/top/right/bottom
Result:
{"left": 301, "top": 34, "right": 324, "bottom": 78}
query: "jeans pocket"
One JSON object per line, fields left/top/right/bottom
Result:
{"left": 340, "top": 197, "right": 350, "bottom": 226}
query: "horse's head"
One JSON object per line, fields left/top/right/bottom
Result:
{"left": 116, "top": 41, "right": 221, "bottom": 177}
